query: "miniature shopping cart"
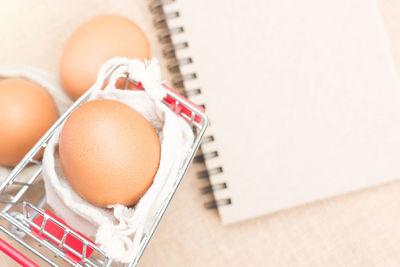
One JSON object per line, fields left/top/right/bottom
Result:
{"left": 0, "top": 63, "right": 208, "bottom": 266}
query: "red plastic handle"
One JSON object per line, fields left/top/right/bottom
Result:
{"left": 0, "top": 237, "right": 38, "bottom": 267}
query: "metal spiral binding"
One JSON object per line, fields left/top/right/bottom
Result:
{"left": 193, "top": 151, "right": 218, "bottom": 163}
{"left": 150, "top": 0, "right": 231, "bottom": 209}
{"left": 204, "top": 199, "right": 232, "bottom": 210}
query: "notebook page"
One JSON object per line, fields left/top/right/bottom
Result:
{"left": 165, "top": 0, "right": 400, "bottom": 224}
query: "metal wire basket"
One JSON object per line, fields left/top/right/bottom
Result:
{"left": 0, "top": 63, "right": 208, "bottom": 266}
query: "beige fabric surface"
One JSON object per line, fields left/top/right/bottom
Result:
{"left": 0, "top": 0, "right": 171, "bottom": 88}
{"left": 0, "top": 0, "right": 399, "bottom": 266}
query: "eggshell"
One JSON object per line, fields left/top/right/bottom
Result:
{"left": 60, "top": 15, "right": 151, "bottom": 100}
{"left": 0, "top": 78, "right": 59, "bottom": 167}
{"left": 59, "top": 99, "right": 161, "bottom": 207}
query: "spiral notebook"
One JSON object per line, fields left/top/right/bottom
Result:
{"left": 156, "top": 0, "right": 400, "bottom": 224}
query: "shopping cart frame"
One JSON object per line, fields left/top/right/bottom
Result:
{"left": 0, "top": 62, "right": 208, "bottom": 266}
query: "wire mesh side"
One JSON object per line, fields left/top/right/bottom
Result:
{"left": 23, "top": 202, "right": 112, "bottom": 267}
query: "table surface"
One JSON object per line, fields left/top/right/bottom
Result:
{"left": 1, "top": 0, "right": 400, "bottom": 266}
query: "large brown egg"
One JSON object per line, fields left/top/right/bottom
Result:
{"left": 60, "top": 15, "right": 151, "bottom": 100}
{"left": 0, "top": 78, "right": 59, "bottom": 167}
{"left": 59, "top": 99, "right": 160, "bottom": 207}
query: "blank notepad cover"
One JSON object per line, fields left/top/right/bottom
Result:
{"left": 164, "top": 0, "right": 400, "bottom": 224}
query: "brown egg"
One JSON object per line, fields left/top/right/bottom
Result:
{"left": 59, "top": 99, "right": 160, "bottom": 207}
{"left": 60, "top": 15, "right": 151, "bottom": 100}
{"left": 0, "top": 78, "right": 59, "bottom": 167}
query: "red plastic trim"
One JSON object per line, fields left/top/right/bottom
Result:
{"left": 0, "top": 237, "right": 39, "bottom": 267}
{"left": 127, "top": 81, "right": 205, "bottom": 123}
{"left": 30, "top": 210, "right": 94, "bottom": 263}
